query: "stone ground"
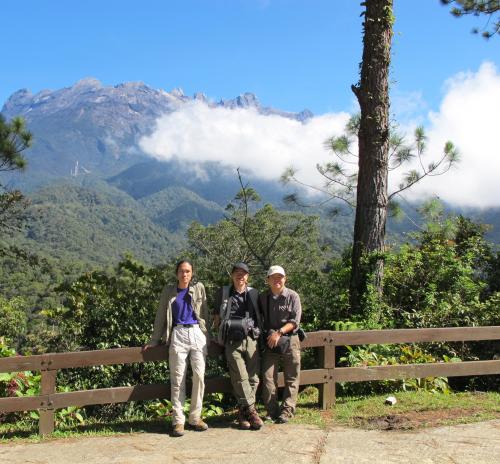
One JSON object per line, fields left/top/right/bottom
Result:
{"left": 1, "top": 419, "right": 499, "bottom": 464}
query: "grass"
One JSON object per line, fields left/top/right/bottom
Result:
{"left": 294, "top": 387, "right": 500, "bottom": 429}
{"left": 1, "top": 388, "right": 499, "bottom": 441}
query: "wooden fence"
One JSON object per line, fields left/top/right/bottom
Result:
{"left": 1, "top": 326, "right": 499, "bottom": 435}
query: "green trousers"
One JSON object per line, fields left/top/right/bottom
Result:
{"left": 262, "top": 334, "right": 301, "bottom": 417}
{"left": 225, "top": 336, "right": 260, "bottom": 408}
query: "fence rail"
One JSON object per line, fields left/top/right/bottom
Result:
{"left": 1, "top": 326, "right": 499, "bottom": 435}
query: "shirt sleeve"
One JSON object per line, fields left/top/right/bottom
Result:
{"left": 150, "top": 287, "right": 168, "bottom": 345}
{"left": 288, "top": 291, "right": 302, "bottom": 330}
{"left": 199, "top": 283, "right": 210, "bottom": 332}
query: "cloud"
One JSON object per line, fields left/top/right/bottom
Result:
{"left": 139, "top": 61, "right": 499, "bottom": 209}
{"left": 139, "top": 102, "right": 350, "bottom": 186}
{"left": 403, "top": 62, "right": 500, "bottom": 208}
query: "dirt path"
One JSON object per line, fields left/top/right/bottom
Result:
{"left": 1, "top": 420, "right": 498, "bottom": 464}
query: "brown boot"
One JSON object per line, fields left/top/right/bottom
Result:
{"left": 237, "top": 407, "right": 251, "bottom": 430}
{"left": 171, "top": 423, "right": 185, "bottom": 437}
{"left": 188, "top": 419, "right": 208, "bottom": 431}
{"left": 247, "top": 405, "right": 263, "bottom": 430}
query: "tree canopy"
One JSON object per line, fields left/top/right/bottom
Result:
{"left": 0, "top": 115, "right": 32, "bottom": 235}
{"left": 441, "top": 0, "right": 500, "bottom": 38}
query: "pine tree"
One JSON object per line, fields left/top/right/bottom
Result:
{"left": 0, "top": 114, "right": 32, "bottom": 234}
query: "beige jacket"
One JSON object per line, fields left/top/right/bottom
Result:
{"left": 149, "top": 282, "right": 210, "bottom": 346}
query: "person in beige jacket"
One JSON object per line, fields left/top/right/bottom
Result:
{"left": 144, "top": 260, "right": 210, "bottom": 437}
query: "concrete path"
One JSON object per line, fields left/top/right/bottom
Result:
{"left": 1, "top": 420, "right": 498, "bottom": 464}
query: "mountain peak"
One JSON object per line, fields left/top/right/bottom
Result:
{"left": 236, "top": 92, "right": 259, "bottom": 107}
{"left": 219, "top": 92, "right": 260, "bottom": 109}
{"left": 73, "top": 77, "right": 103, "bottom": 90}
{"left": 171, "top": 87, "right": 185, "bottom": 98}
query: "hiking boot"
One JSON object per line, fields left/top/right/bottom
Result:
{"left": 188, "top": 419, "right": 208, "bottom": 432}
{"left": 247, "top": 405, "right": 263, "bottom": 430}
{"left": 275, "top": 410, "right": 292, "bottom": 424}
{"left": 238, "top": 407, "right": 251, "bottom": 430}
{"left": 171, "top": 423, "right": 185, "bottom": 437}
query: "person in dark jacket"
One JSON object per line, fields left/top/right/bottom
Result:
{"left": 214, "top": 262, "right": 264, "bottom": 430}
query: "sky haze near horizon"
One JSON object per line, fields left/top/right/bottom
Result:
{"left": 2, "top": 0, "right": 500, "bottom": 207}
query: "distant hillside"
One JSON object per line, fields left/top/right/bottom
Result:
{"left": 107, "top": 159, "right": 291, "bottom": 206}
{"left": 139, "top": 186, "right": 224, "bottom": 232}
{"left": 7, "top": 179, "right": 184, "bottom": 268}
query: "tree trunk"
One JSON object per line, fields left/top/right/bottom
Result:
{"left": 349, "top": 0, "right": 393, "bottom": 313}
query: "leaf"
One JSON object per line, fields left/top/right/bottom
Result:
{"left": 0, "top": 372, "right": 12, "bottom": 382}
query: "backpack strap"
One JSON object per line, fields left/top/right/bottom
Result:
{"left": 247, "top": 287, "right": 263, "bottom": 330}
{"left": 219, "top": 285, "right": 231, "bottom": 320}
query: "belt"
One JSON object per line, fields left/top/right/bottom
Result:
{"left": 173, "top": 323, "right": 198, "bottom": 328}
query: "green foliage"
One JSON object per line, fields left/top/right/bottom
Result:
{"left": 146, "top": 399, "right": 173, "bottom": 418}
{"left": 188, "top": 185, "right": 324, "bottom": 293}
{"left": 0, "top": 297, "right": 28, "bottom": 345}
{"left": 441, "top": 0, "right": 499, "bottom": 38}
{"left": 7, "top": 180, "right": 182, "bottom": 269}
{"left": 51, "top": 256, "right": 168, "bottom": 351}
{"left": 202, "top": 393, "right": 225, "bottom": 417}
{"left": 0, "top": 369, "right": 40, "bottom": 399}
{"left": 0, "top": 337, "right": 16, "bottom": 358}
{"left": 295, "top": 257, "right": 352, "bottom": 331}
{"left": 0, "top": 337, "right": 86, "bottom": 427}
{"left": 38, "top": 257, "right": 172, "bottom": 399}
{"left": 139, "top": 186, "right": 223, "bottom": 232}
{"left": 0, "top": 337, "right": 41, "bottom": 423}
{"left": 358, "top": 211, "right": 499, "bottom": 386}
{"left": 378, "top": 216, "right": 499, "bottom": 329}
{"left": 0, "top": 115, "right": 32, "bottom": 173}
{"left": 339, "top": 344, "right": 460, "bottom": 395}
{"left": 0, "top": 115, "right": 32, "bottom": 235}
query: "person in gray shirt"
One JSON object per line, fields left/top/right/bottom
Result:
{"left": 259, "top": 265, "right": 302, "bottom": 423}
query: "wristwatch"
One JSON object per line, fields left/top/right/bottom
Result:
{"left": 278, "top": 328, "right": 285, "bottom": 336}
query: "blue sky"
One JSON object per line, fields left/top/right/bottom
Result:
{"left": 3, "top": 1, "right": 499, "bottom": 207}
{"left": 2, "top": 0, "right": 498, "bottom": 115}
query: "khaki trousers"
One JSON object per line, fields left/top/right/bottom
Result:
{"left": 261, "top": 335, "right": 301, "bottom": 417}
{"left": 225, "top": 336, "right": 260, "bottom": 408}
{"left": 168, "top": 325, "right": 207, "bottom": 425}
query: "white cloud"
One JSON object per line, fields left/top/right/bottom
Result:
{"left": 139, "top": 101, "right": 350, "bottom": 187}
{"left": 403, "top": 62, "right": 500, "bottom": 208}
{"left": 139, "top": 61, "right": 500, "bottom": 208}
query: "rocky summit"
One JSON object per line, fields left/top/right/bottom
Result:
{"left": 1, "top": 78, "right": 313, "bottom": 189}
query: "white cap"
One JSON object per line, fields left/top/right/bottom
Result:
{"left": 267, "top": 265, "right": 286, "bottom": 277}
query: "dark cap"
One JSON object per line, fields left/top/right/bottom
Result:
{"left": 232, "top": 262, "right": 249, "bottom": 274}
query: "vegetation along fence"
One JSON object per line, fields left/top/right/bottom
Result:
{"left": 1, "top": 326, "right": 499, "bottom": 435}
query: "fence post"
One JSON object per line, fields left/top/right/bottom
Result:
{"left": 39, "top": 367, "right": 56, "bottom": 435}
{"left": 317, "top": 333, "right": 336, "bottom": 409}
